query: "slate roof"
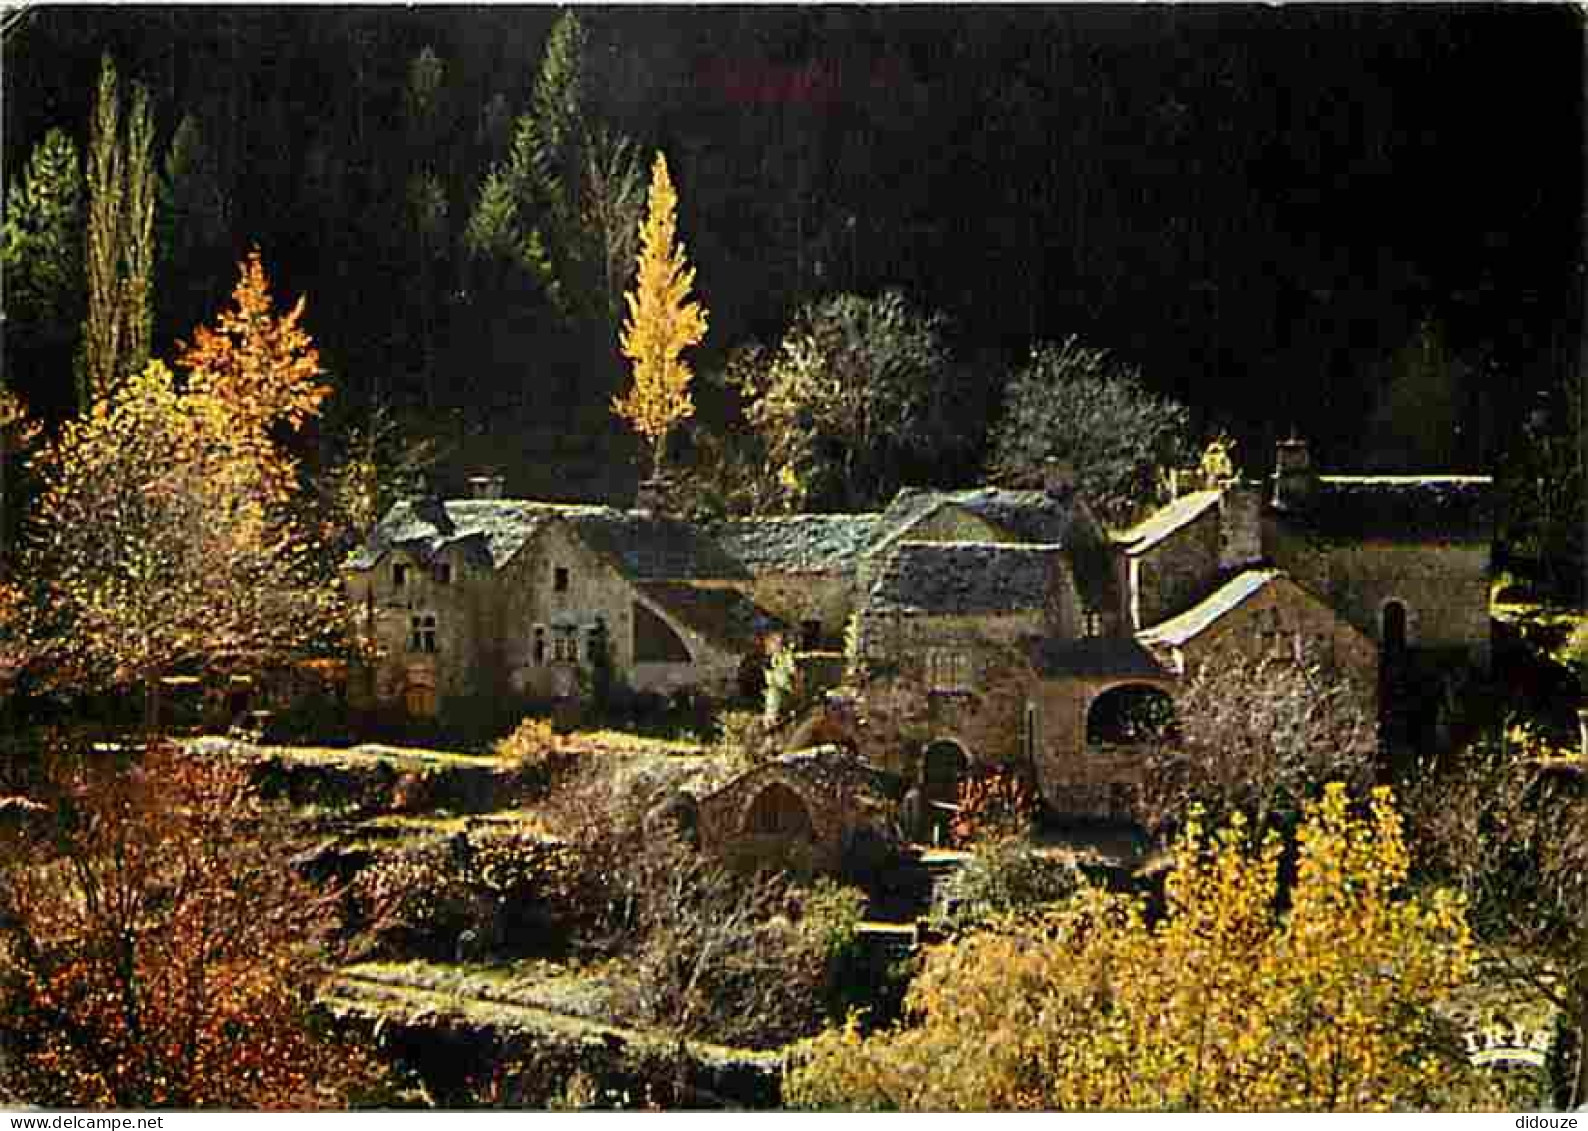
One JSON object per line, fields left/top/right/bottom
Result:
{"left": 1136, "top": 569, "right": 1281, "bottom": 648}
{"left": 1028, "top": 636, "right": 1168, "bottom": 679}
{"left": 1114, "top": 490, "right": 1222, "bottom": 556}
{"left": 347, "top": 499, "right": 750, "bottom": 579}
{"left": 873, "top": 486, "right": 1083, "bottom": 552}
{"left": 637, "top": 582, "right": 781, "bottom": 651}
{"left": 863, "top": 541, "right": 1061, "bottom": 617}
{"left": 344, "top": 499, "right": 582, "bottom": 571}
{"left": 1276, "top": 476, "right": 1494, "bottom": 542}
{"left": 711, "top": 513, "right": 885, "bottom": 574}
{"left": 561, "top": 510, "right": 748, "bottom": 581}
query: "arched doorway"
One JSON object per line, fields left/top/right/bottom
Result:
{"left": 1086, "top": 684, "right": 1174, "bottom": 747}
{"left": 1380, "top": 600, "right": 1415, "bottom": 752}
{"left": 1382, "top": 600, "right": 1408, "bottom": 663}
{"left": 918, "top": 739, "right": 969, "bottom": 847}
{"left": 921, "top": 739, "right": 969, "bottom": 805}
{"left": 743, "top": 782, "right": 814, "bottom": 839}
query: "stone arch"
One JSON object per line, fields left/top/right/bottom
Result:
{"left": 1085, "top": 682, "right": 1175, "bottom": 747}
{"left": 741, "top": 781, "right": 815, "bottom": 839}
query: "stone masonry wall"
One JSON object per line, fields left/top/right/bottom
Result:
{"left": 695, "top": 764, "right": 861, "bottom": 872}
{"left": 1170, "top": 576, "right": 1379, "bottom": 738}
{"left": 1028, "top": 675, "right": 1173, "bottom": 816}
{"left": 848, "top": 613, "right": 1043, "bottom": 782}
{"left": 1266, "top": 523, "right": 1491, "bottom": 669}
{"left": 1134, "top": 503, "right": 1223, "bottom": 628}
{"left": 351, "top": 523, "right": 746, "bottom": 720}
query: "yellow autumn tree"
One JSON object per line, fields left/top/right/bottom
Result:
{"left": 20, "top": 360, "right": 339, "bottom": 724}
{"left": 611, "top": 152, "right": 707, "bottom": 477}
{"left": 176, "top": 248, "right": 329, "bottom": 501}
{"left": 787, "top": 784, "right": 1497, "bottom": 1112}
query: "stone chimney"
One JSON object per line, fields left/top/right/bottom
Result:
{"left": 1271, "top": 436, "right": 1317, "bottom": 511}
{"left": 1043, "top": 458, "right": 1078, "bottom": 497}
{"left": 1219, "top": 483, "right": 1264, "bottom": 570}
{"left": 469, "top": 474, "right": 505, "bottom": 500}
{"left": 635, "top": 475, "right": 672, "bottom": 515}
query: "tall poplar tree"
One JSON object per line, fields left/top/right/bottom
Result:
{"left": 82, "top": 54, "right": 155, "bottom": 409}
{"left": 611, "top": 152, "right": 708, "bottom": 477}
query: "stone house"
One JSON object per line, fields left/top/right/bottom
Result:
{"left": 342, "top": 485, "right": 769, "bottom": 720}
{"left": 344, "top": 440, "right": 1491, "bottom": 820}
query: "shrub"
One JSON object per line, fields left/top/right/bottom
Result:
{"left": 763, "top": 638, "right": 802, "bottom": 727}
{"left": 929, "top": 836, "right": 1081, "bottom": 933}
{"left": 621, "top": 866, "right": 872, "bottom": 1050}
{"left": 495, "top": 715, "right": 570, "bottom": 796}
{"left": 349, "top": 842, "right": 477, "bottom": 960}
{"left": 789, "top": 786, "right": 1494, "bottom": 1112}
{"left": 950, "top": 768, "right": 1036, "bottom": 847}
{"left": 348, "top": 828, "right": 582, "bottom": 961}
{"left": 712, "top": 708, "right": 769, "bottom": 766}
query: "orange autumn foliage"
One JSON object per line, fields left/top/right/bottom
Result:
{"left": 0, "top": 741, "right": 389, "bottom": 1108}
{"left": 177, "top": 248, "right": 328, "bottom": 500}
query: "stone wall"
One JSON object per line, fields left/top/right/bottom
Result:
{"left": 1027, "top": 675, "right": 1172, "bottom": 816}
{"left": 1133, "top": 503, "right": 1223, "bottom": 628}
{"left": 347, "top": 542, "right": 508, "bottom": 714}
{"left": 846, "top": 614, "right": 1042, "bottom": 782}
{"left": 1267, "top": 524, "right": 1491, "bottom": 669}
{"left": 1170, "top": 574, "right": 1379, "bottom": 735}
{"left": 741, "top": 572, "right": 856, "bottom": 646}
{"left": 1219, "top": 485, "right": 1264, "bottom": 571}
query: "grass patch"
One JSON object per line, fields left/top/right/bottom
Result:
{"left": 562, "top": 729, "right": 708, "bottom": 757}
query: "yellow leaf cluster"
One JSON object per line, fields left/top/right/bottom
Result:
{"left": 612, "top": 153, "right": 707, "bottom": 474}
{"left": 177, "top": 248, "right": 328, "bottom": 502}
{"left": 24, "top": 355, "right": 337, "bottom": 696}
{"left": 787, "top": 784, "right": 1496, "bottom": 1112}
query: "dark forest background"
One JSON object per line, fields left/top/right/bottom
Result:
{"left": 3, "top": 4, "right": 1582, "bottom": 503}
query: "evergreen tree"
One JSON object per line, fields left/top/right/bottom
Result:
{"left": 612, "top": 152, "right": 708, "bottom": 477}
{"left": 1, "top": 128, "right": 84, "bottom": 349}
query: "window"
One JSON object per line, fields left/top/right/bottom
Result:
{"left": 800, "top": 620, "right": 822, "bottom": 650}
{"left": 553, "top": 566, "right": 569, "bottom": 593}
{"left": 551, "top": 627, "right": 579, "bottom": 663}
{"left": 409, "top": 614, "right": 438, "bottom": 654}
{"left": 433, "top": 561, "right": 452, "bottom": 584}
{"left": 1257, "top": 607, "right": 1285, "bottom": 657}
{"left": 926, "top": 650, "right": 970, "bottom": 692}
{"left": 1083, "top": 609, "right": 1103, "bottom": 638}
{"left": 393, "top": 563, "right": 409, "bottom": 589}
{"left": 532, "top": 625, "right": 546, "bottom": 665}
{"left": 585, "top": 624, "right": 605, "bottom": 664}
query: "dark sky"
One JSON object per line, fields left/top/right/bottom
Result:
{"left": 3, "top": 4, "right": 1582, "bottom": 481}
